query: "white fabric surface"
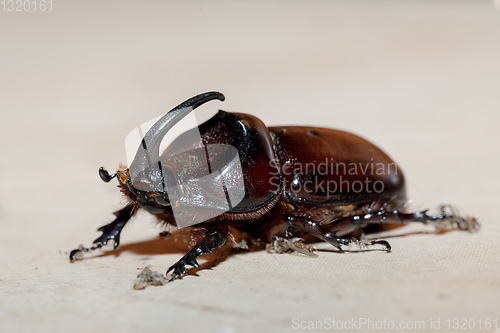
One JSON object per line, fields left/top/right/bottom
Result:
{"left": 1, "top": 1, "right": 499, "bottom": 332}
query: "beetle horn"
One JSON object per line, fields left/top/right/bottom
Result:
{"left": 128, "top": 92, "right": 225, "bottom": 189}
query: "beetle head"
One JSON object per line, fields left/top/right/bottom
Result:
{"left": 99, "top": 92, "right": 226, "bottom": 215}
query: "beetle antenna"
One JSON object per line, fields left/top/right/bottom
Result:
{"left": 99, "top": 167, "right": 117, "bottom": 183}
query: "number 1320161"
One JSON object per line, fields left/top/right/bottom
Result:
{"left": 1, "top": 0, "right": 52, "bottom": 12}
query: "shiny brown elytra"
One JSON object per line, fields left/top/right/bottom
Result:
{"left": 70, "top": 92, "right": 478, "bottom": 280}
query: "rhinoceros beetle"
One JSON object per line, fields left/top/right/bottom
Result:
{"left": 70, "top": 92, "right": 479, "bottom": 280}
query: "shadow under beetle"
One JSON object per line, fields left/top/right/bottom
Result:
{"left": 70, "top": 92, "right": 479, "bottom": 280}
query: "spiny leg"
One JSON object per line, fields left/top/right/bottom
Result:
{"left": 69, "top": 204, "right": 137, "bottom": 261}
{"left": 166, "top": 229, "right": 226, "bottom": 279}
{"left": 287, "top": 216, "right": 351, "bottom": 253}
{"left": 335, "top": 204, "right": 479, "bottom": 232}
{"left": 286, "top": 216, "right": 391, "bottom": 253}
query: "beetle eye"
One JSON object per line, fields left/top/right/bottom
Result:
{"left": 154, "top": 193, "right": 170, "bottom": 206}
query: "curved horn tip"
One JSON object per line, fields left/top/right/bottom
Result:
{"left": 200, "top": 91, "right": 225, "bottom": 101}
{"left": 173, "top": 92, "right": 225, "bottom": 112}
{"left": 210, "top": 91, "right": 225, "bottom": 102}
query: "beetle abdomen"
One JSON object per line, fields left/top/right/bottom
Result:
{"left": 269, "top": 126, "right": 406, "bottom": 205}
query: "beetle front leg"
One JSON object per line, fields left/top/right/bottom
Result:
{"left": 166, "top": 229, "right": 226, "bottom": 279}
{"left": 69, "top": 204, "right": 137, "bottom": 261}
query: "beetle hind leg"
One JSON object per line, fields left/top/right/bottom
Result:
{"left": 166, "top": 229, "right": 226, "bottom": 280}
{"left": 335, "top": 204, "right": 479, "bottom": 232}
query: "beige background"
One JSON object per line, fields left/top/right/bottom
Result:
{"left": 1, "top": 1, "right": 499, "bottom": 332}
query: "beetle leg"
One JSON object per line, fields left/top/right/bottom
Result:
{"left": 335, "top": 204, "right": 479, "bottom": 232}
{"left": 69, "top": 204, "right": 137, "bottom": 261}
{"left": 166, "top": 229, "right": 226, "bottom": 279}
{"left": 286, "top": 216, "right": 352, "bottom": 252}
